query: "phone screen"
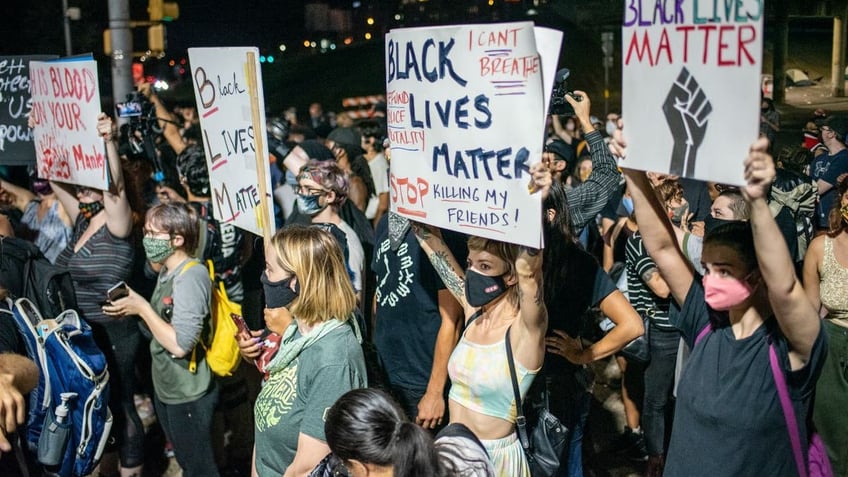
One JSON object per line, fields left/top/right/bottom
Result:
{"left": 107, "top": 282, "right": 129, "bottom": 302}
{"left": 115, "top": 101, "right": 142, "bottom": 118}
{"left": 230, "top": 313, "right": 249, "bottom": 336}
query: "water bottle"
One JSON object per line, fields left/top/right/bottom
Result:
{"left": 38, "top": 392, "right": 77, "bottom": 468}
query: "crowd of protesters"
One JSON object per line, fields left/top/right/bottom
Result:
{"left": 0, "top": 78, "right": 847, "bottom": 477}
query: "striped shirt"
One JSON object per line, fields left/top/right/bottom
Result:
{"left": 55, "top": 217, "right": 134, "bottom": 324}
{"left": 625, "top": 232, "right": 672, "bottom": 329}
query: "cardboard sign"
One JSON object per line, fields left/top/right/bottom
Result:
{"left": 29, "top": 56, "right": 106, "bottom": 189}
{"left": 386, "top": 22, "right": 560, "bottom": 248}
{"left": 188, "top": 47, "right": 273, "bottom": 238}
{"left": 621, "top": 0, "right": 763, "bottom": 185}
{"left": 0, "top": 55, "right": 57, "bottom": 165}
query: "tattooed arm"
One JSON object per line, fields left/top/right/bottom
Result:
{"left": 412, "top": 223, "right": 470, "bottom": 312}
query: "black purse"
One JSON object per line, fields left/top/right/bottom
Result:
{"left": 506, "top": 326, "right": 568, "bottom": 477}
{"left": 619, "top": 314, "right": 651, "bottom": 364}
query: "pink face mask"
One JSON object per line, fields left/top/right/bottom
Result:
{"left": 702, "top": 272, "right": 755, "bottom": 311}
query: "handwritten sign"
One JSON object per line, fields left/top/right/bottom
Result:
{"left": 0, "top": 55, "right": 57, "bottom": 165}
{"left": 29, "top": 57, "right": 106, "bottom": 189}
{"left": 188, "top": 47, "right": 273, "bottom": 237}
{"left": 386, "top": 22, "right": 559, "bottom": 248}
{"left": 621, "top": 0, "right": 763, "bottom": 185}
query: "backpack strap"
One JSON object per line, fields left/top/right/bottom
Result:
{"left": 768, "top": 342, "right": 808, "bottom": 477}
{"left": 694, "top": 323, "right": 711, "bottom": 347}
{"left": 177, "top": 260, "right": 201, "bottom": 373}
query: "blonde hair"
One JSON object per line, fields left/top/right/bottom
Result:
{"left": 466, "top": 235, "right": 520, "bottom": 309}
{"left": 270, "top": 225, "right": 356, "bottom": 325}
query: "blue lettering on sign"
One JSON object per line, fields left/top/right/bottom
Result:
{"left": 432, "top": 143, "right": 530, "bottom": 180}
{"left": 387, "top": 38, "right": 468, "bottom": 87}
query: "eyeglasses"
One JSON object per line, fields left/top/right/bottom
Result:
{"left": 75, "top": 186, "right": 98, "bottom": 197}
{"left": 296, "top": 185, "right": 327, "bottom": 196}
{"left": 143, "top": 228, "right": 172, "bottom": 238}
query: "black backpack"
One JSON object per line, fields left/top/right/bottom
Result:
{"left": 0, "top": 236, "right": 77, "bottom": 318}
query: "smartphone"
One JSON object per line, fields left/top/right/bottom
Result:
{"left": 106, "top": 281, "right": 130, "bottom": 303}
{"left": 230, "top": 313, "right": 250, "bottom": 336}
{"left": 115, "top": 101, "right": 142, "bottom": 118}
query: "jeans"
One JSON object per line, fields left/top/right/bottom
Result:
{"left": 642, "top": 325, "right": 679, "bottom": 456}
{"left": 154, "top": 386, "right": 220, "bottom": 477}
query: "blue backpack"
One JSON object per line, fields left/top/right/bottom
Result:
{"left": 5, "top": 298, "right": 112, "bottom": 477}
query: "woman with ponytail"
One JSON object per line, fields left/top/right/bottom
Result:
{"left": 322, "top": 388, "right": 494, "bottom": 477}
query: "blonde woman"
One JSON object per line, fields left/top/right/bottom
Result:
{"left": 238, "top": 225, "right": 367, "bottom": 477}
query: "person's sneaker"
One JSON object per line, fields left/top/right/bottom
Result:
{"left": 609, "top": 427, "right": 648, "bottom": 461}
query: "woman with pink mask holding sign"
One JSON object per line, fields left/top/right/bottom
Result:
{"left": 622, "top": 137, "right": 826, "bottom": 477}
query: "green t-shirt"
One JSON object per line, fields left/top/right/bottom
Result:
{"left": 149, "top": 259, "right": 213, "bottom": 404}
{"left": 253, "top": 324, "right": 367, "bottom": 476}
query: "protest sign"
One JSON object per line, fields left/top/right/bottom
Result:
{"left": 0, "top": 55, "right": 57, "bottom": 165}
{"left": 188, "top": 47, "right": 273, "bottom": 238}
{"left": 386, "top": 22, "right": 559, "bottom": 248}
{"left": 621, "top": 0, "right": 763, "bottom": 186}
{"left": 29, "top": 56, "right": 106, "bottom": 189}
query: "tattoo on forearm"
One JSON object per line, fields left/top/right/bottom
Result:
{"left": 431, "top": 251, "right": 465, "bottom": 299}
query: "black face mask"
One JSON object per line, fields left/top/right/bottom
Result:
{"left": 261, "top": 272, "right": 299, "bottom": 309}
{"left": 704, "top": 215, "right": 741, "bottom": 235}
{"left": 464, "top": 269, "right": 508, "bottom": 307}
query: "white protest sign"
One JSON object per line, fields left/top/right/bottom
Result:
{"left": 188, "top": 47, "right": 273, "bottom": 238}
{"left": 29, "top": 57, "right": 106, "bottom": 189}
{"left": 386, "top": 22, "right": 558, "bottom": 248}
{"left": 621, "top": 0, "right": 763, "bottom": 186}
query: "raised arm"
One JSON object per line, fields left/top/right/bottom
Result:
{"left": 565, "top": 91, "right": 621, "bottom": 232}
{"left": 97, "top": 114, "right": 133, "bottom": 239}
{"left": 744, "top": 138, "right": 820, "bottom": 363}
{"left": 623, "top": 169, "right": 694, "bottom": 305}
{"left": 139, "top": 82, "right": 186, "bottom": 155}
{"left": 412, "top": 224, "right": 469, "bottom": 313}
{"left": 0, "top": 179, "right": 35, "bottom": 212}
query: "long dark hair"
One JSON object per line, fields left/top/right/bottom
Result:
{"left": 325, "top": 389, "right": 447, "bottom": 477}
{"left": 827, "top": 177, "right": 848, "bottom": 237}
{"left": 542, "top": 181, "right": 579, "bottom": 300}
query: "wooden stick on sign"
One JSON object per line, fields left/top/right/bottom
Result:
{"left": 244, "top": 51, "right": 272, "bottom": 248}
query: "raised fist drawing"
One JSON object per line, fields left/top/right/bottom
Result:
{"left": 662, "top": 67, "right": 712, "bottom": 177}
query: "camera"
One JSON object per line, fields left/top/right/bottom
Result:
{"left": 548, "top": 68, "right": 583, "bottom": 117}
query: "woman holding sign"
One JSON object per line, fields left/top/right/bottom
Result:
{"left": 622, "top": 137, "right": 826, "bottom": 477}
{"left": 410, "top": 162, "right": 551, "bottom": 476}
{"left": 48, "top": 113, "right": 143, "bottom": 477}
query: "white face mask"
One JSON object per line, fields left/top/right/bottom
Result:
{"left": 606, "top": 120, "right": 617, "bottom": 137}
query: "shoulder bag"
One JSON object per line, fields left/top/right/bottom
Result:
{"left": 506, "top": 326, "right": 568, "bottom": 477}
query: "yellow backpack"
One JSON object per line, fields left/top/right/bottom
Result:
{"left": 191, "top": 260, "right": 242, "bottom": 376}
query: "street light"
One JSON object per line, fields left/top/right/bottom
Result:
{"left": 62, "top": 0, "right": 81, "bottom": 56}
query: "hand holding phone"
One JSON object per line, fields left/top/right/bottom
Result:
{"left": 230, "top": 313, "right": 250, "bottom": 337}
{"left": 106, "top": 281, "right": 130, "bottom": 303}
